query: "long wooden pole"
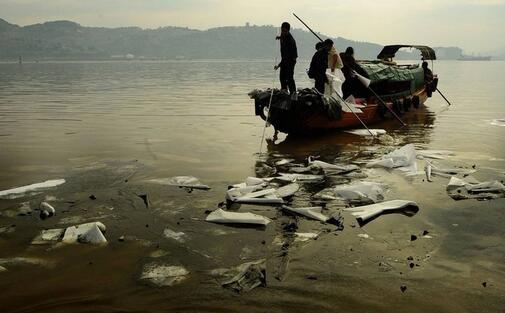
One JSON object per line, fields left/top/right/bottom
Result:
{"left": 436, "top": 88, "right": 452, "bottom": 106}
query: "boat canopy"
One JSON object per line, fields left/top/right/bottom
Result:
{"left": 358, "top": 62, "right": 422, "bottom": 84}
{"left": 377, "top": 45, "right": 436, "bottom": 60}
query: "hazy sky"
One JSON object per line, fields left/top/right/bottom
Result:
{"left": 2, "top": 0, "right": 505, "bottom": 53}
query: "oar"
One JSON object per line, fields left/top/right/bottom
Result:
{"left": 436, "top": 88, "right": 452, "bottom": 106}
{"left": 293, "top": 12, "right": 407, "bottom": 127}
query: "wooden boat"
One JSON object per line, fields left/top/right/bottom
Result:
{"left": 249, "top": 45, "right": 438, "bottom": 135}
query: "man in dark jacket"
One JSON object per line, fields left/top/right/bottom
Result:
{"left": 274, "top": 22, "right": 298, "bottom": 97}
{"left": 308, "top": 40, "right": 332, "bottom": 93}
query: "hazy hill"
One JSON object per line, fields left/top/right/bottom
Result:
{"left": 0, "top": 18, "right": 455, "bottom": 61}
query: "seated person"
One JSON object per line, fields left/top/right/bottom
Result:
{"left": 422, "top": 61, "right": 434, "bottom": 83}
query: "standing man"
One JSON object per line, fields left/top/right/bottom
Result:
{"left": 274, "top": 22, "right": 298, "bottom": 98}
{"left": 308, "top": 41, "right": 331, "bottom": 93}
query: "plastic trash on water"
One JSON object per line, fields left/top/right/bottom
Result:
{"left": 276, "top": 173, "right": 325, "bottom": 183}
{"left": 333, "top": 181, "right": 387, "bottom": 204}
{"left": 234, "top": 188, "right": 284, "bottom": 204}
{"left": 344, "top": 200, "right": 419, "bottom": 225}
{"left": 62, "top": 222, "right": 107, "bottom": 244}
{"left": 31, "top": 228, "right": 65, "bottom": 245}
{"left": 39, "top": 201, "right": 56, "bottom": 220}
{"left": 346, "top": 129, "right": 387, "bottom": 137}
{"left": 294, "top": 232, "right": 319, "bottom": 242}
{"left": 281, "top": 205, "right": 329, "bottom": 222}
{"left": 205, "top": 209, "right": 271, "bottom": 226}
{"left": 308, "top": 156, "right": 360, "bottom": 173}
{"left": 140, "top": 263, "right": 189, "bottom": 287}
{"left": 210, "top": 259, "right": 266, "bottom": 293}
{"left": 447, "top": 176, "right": 505, "bottom": 200}
{"left": 274, "top": 183, "right": 299, "bottom": 198}
{"left": 163, "top": 228, "right": 186, "bottom": 243}
{"left": 148, "top": 176, "right": 210, "bottom": 190}
{"left": 0, "top": 179, "right": 65, "bottom": 199}
{"left": 366, "top": 144, "right": 418, "bottom": 175}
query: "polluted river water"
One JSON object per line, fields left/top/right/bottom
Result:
{"left": 0, "top": 60, "right": 504, "bottom": 312}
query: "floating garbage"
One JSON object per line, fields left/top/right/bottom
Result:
{"left": 0, "top": 179, "right": 65, "bottom": 199}
{"left": 274, "top": 183, "right": 300, "bottom": 198}
{"left": 0, "top": 225, "right": 16, "bottom": 235}
{"left": 294, "top": 232, "right": 319, "bottom": 242}
{"left": 275, "top": 159, "right": 295, "bottom": 166}
{"left": 344, "top": 200, "right": 419, "bottom": 225}
{"left": 205, "top": 209, "right": 271, "bottom": 226}
{"left": 31, "top": 228, "right": 65, "bottom": 245}
{"left": 140, "top": 263, "right": 189, "bottom": 287}
{"left": 163, "top": 228, "right": 186, "bottom": 243}
{"left": 148, "top": 176, "right": 210, "bottom": 190}
{"left": 366, "top": 144, "right": 417, "bottom": 175}
{"left": 447, "top": 176, "right": 505, "bottom": 200}
{"left": 345, "top": 129, "right": 387, "bottom": 136}
{"left": 281, "top": 205, "right": 329, "bottom": 222}
{"left": 424, "top": 162, "right": 433, "bottom": 182}
{"left": 39, "top": 202, "right": 56, "bottom": 220}
{"left": 210, "top": 259, "right": 266, "bottom": 293}
{"left": 308, "top": 156, "right": 360, "bottom": 173}
{"left": 0, "top": 265, "right": 6, "bottom": 272}
{"left": 490, "top": 119, "right": 505, "bottom": 127}
{"left": 333, "top": 181, "right": 387, "bottom": 204}
{"left": 0, "top": 257, "right": 55, "bottom": 268}
{"left": 62, "top": 222, "right": 107, "bottom": 244}
{"left": 429, "top": 165, "right": 476, "bottom": 178}
{"left": 276, "top": 173, "right": 325, "bottom": 183}
{"left": 230, "top": 188, "right": 284, "bottom": 204}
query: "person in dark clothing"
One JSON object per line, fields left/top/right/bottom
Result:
{"left": 274, "top": 22, "right": 298, "bottom": 97}
{"left": 339, "top": 46, "right": 368, "bottom": 98}
{"left": 308, "top": 40, "right": 332, "bottom": 93}
{"left": 422, "top": 61, "right": 433, "bottom": 83}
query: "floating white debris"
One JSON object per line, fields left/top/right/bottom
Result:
{"left": 245, "top": 177, "right": 265, "bottom": 186}
{"left": 62, "top": 222, "right": 107, "bottom": 244}
{"left": 294, "top": 232, "right": 319, "bottom": 242}
{"left": 447, "top": 176, "right": 505, "bottom": 196}
{"left": 163, "top": 228, "right": 186, "bottom": 243}
{"left": 210, "top": 259, "right": 266, "bottom": 293}
{"left": 333, "top": 181, "right": 387, "bottom": 204}
{"left": 0, "top": 257, "right": 55, "bottom": 268}
{"left": 31, "top": 228, "right": 65, "bottom": 245}
{"left": 0, "top": 265, "right": 6, "bottom": 272}
{"left": 275, "top": 159, "right": 295, "bottom": 166}
{"left": 281, "top": 205, "right": 329, "bottom": 222}
{"left": 308, "top": 156, "right": 360, "bottom": 172}
{"left": 424, "top": 162, "right": 433, "bottom": 182}
{"left": 366, "top": 144, "right": 417, "bottom": 175}
{"left": 274, "top": 183, "right": 300, "bottom": 198}
{"left": 344, "top": 200, "right": 419, "bottom": 225}
{"left": 357, "top": 233, "right": 370, "bottom": 239}
{"left": 148, "top": 176, "right": 210, "bottom": 190}
{"left": 430, "top": 166, "right": 476, "bottom": 178}
{"left": 0, "top": 179, "right": 65, "bottom": 199}
{"left": 39, "top": 202, "right": 56, "bottom": 220}
{"left": 490, "top": 119, "right": 505, "bottom": 127}
{"left": 205, "top": 209, "right": 271, "bottom": 226}
{"left": 277, "top": 173, "right": 324, "bottom": 183}
{"left": 234, "top": 188, "right": 284, "bottom": 204}
{"left": 346, "top": 129, "right": 387, "bottom": 136}
{"left": 141, "top": 263, "right": 189, "bottom": 287}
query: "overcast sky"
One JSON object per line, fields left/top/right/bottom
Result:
{"left": 2, "top": 0, "right": 504, "bottom": 53}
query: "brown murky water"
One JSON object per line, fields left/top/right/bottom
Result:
{"left": 0, "top": 60, "right": 504, "bottom": 312}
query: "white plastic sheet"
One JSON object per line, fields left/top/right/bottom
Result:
{"left": 277, "top": 173, "right": 325, "bottom": 183}
{"left": 62, "top": 222, "right": 107, "bottom": 244}
{"left": 274, "top": 183, "right": 300, "bottom": 198}
{"left": 141, "top": 263, "right": 189, "bottom": 287}
{"left": 346, "top": 129, "right": 387, "bottom": 137}
{"left": 344, "top": 200, "right": 419, "bottom": 224}
{"left": 205, "top": 209, "right": 271, "bottom": 226}
{"left": 333, "top": 181, "right": 387, "bottom": 203}
{"left": 31, "top": 228, "right": 65, "bottom": 245}
{"left": 417, "top": 150, "right": 455, "bottom": 160}
{"left": 308, "top": 157, "right": 360, "bottom": 172}
{"left": 0, "top": 179, "right": 65, "bottom": 199}
{"left": 148, "top": 176, "right": 210, "bottom": 190}
{"left": 281, "top": 205, "right": 329, "bottom": 222}
{"left": 366, "top": 144, "right": 418, "bottom": 175}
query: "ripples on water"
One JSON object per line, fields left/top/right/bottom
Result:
{"left": 0, "top": 60, "right": 504, "bottom": 312}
